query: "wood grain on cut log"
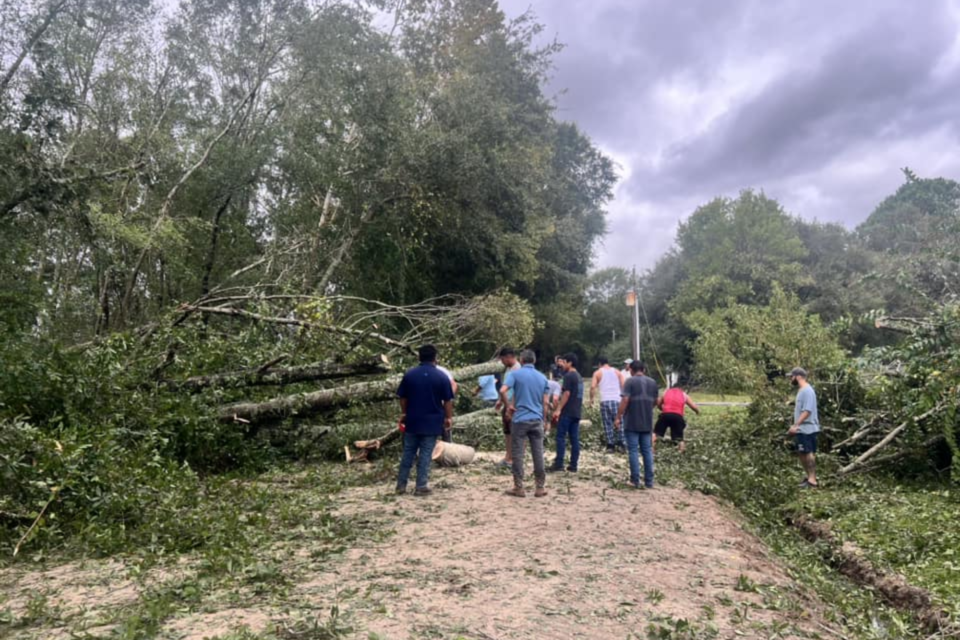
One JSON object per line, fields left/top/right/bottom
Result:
{"left": 348, "top": 407, "right": 498, "bottom": 462}
{"left": 219, "top": 362, "right": 503, "bottom": 424}
{"left": 172, "top": 355, "right": 390, "bottom": 392}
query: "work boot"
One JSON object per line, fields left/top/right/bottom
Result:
{"left": 414, "top": 487, "right": 433, "bottom": 497}
{"left": 395, "top": 485, "right": 407, "bottom": 495}
{"left": 505, "top": 485, "right": 526, "bottom": 497}
{"left": 534, "top": 487, "right": 547, "bottom": 498}
{"left": 605, "top": 444, "right": 616, "bottom": 454}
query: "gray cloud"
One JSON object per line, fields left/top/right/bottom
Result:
{"left": 499, "top": 0, "right": 960, "bottom": 269}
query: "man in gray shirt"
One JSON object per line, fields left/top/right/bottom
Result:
{"left": 614, "top": 361, "right": 658, "bottom": 488}
{"left": 787, "top": 367, "right": 819, "bottom": 488}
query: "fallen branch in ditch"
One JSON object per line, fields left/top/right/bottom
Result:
{"left": 791, "top": 515, "right": 948, "bottom": 631}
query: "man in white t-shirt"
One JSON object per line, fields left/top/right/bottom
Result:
{"left": 591, "top": 356, "right": 625, "bottom": 452}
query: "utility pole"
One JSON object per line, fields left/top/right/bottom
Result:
{"left": 625, "top": 266, "right": 641, "bottom": 362}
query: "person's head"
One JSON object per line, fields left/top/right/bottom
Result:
{"left": 597, "top": 356, "right": 609, "bottom": 367}
{"left": 418, "top": 344, "right": 438, "bottom": 363}
{"left": 623, "top": 358, "right": 633, "bottom": 369}
{"left": 559, "top": 352, "right": 578, "bottom": 371}
{"left": 629, "top": 360, "right": 646, "bottom": 375}
{"left": 498, "top": 347, "right": 517, "bottom": 366}
{"left": 788, "top": 367, "right": 808, "bottom": 387}
{"left": 519, "top": 349, "right": 537, "bottom": 365}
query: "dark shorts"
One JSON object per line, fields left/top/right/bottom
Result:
{"left": 654, "top": 413, "right": 686, "bottom": 441}
{"left": 502, "top": 412, "right": 512, "bottom": 435}
{"left": 795, "top": 432, "right": 818, "bottom": 454}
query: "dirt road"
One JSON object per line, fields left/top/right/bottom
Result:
{"left": 0, "top": 450, "right": 839, "bottom": 639}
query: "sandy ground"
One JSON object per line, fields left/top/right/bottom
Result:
{"left": 0, "top": 450, "right": 839, "bottom": 639}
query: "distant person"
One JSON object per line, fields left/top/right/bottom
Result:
{"left": 549, "top": 353, "right": 583, "bottom": 472}
{"left": 614, "top": 361, "right": 658, "bottom": 489}
{"left": 435, "top": 363, "right": 458, "bottom": 443}
{"left": 654, "top": 385, "right": 700, "bottom": 453}
{"left": 621, "top": 358, "right": 633, "bottom": 379}
{"left": 495, "top": 348, "right": 521, "bottom": 468}
{"left": 474, "top": 373, "right": 499, "bottom": 408}
{"left": 591, "top": 356, "right": 625, "bottom": 453}
{"left": 504, "top": 349, "right": 550, "bottom": 498}
{"left": 547, "top": 371, "right": 562, "bottom": 413}
{"left": 395, "top": 344, "right": 454, "bottom": 496}
{"left": 788, "top": 367, "right": 820, "bottom": 488}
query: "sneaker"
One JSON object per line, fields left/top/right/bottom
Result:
{"left": 534, "top": 487, "right": 547, "bottom": 498}
{"left": 395, "top": 485, "right": 407, "bottom": 495}
{"left": 628, "top": 482, "right": 642, "bottom": 489}
{"left": 414, "top": 487, "right": 433, "bottom": 497}
{"left": 605, "top": 445, "right": 616, "bottom": 454}
{"left": 800, "top": 480, "right": 820, "bottom": 489}
{"left": 545, "top": 465, "right": 564, "bottom": 473}
{"left": 566, "top": 466, "right": 578, "bottom": 473}
{"left": 644, "top": 484, "right": 655, "bottom": 490}
{"left": 497, "top": 460, "right": 512, "bottom": 468}
{"left": 505, "top": 487, "right": 526, "bottom": 497}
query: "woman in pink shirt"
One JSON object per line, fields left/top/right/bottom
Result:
{"left": 654, "top": 386, "right": 700, "bottom": 453}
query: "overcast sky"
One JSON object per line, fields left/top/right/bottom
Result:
{"left": 498, "top": 0, "right": 960, "bottom": 271}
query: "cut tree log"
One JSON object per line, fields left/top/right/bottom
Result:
{"left": 171, "top": 355, "right": 390, "bottom": 392}
{"left": 347, "top": 407, "right": 497, "bottom": 463}
{"left": 219, "top": 361, "right": 503, "bottom": 424}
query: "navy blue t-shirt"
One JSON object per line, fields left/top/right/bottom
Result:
{"left": 397, "top": 363, "right": 455, "bottom": 435}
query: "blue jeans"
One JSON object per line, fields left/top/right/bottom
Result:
{"left": 396, "top": 433, "right": 438, "bottom": 489}
{"left": 554, "top": 415, "right": 581, "bottom": 470}
{"left": 625, "top": 430, "right": 654, "bottom": 487}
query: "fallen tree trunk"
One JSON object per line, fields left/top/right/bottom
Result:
{"left": 172, "top": 355, "right": 390, "bottom": 392}
{"left": 219, "top": 362, "right": 503, "bottom": 424}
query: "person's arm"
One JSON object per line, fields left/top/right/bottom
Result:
{"left": 398, "top": 398, "right": 408, "bottom": 428}
{"left": 496, "top": 383, "right": 508, "bottom": 411}
{"left": 616, "top": 369, "right": 625, "bottom": 388}
{"left": 685, "top": 394, "right": 701, "bottom": 415}
{"left": 450, "top": 379, "right": 459, "bottom": 395}
{"left": 590, "top": 370, "right": 600, "bottom": 405}
{"left": 443, "top": 399, "right": 454, "bottom": 431}
{"left": 541, "top": 391, "right": 551, "bottom": 431}
{"left": 655, "top": 395, "right": 664, "bottom": 410}
{"left": 788, "top": 410, "right": 810, "bottom": 435}
{"left": 614, "top": 395, "right": 629, "bottom": 429}
{"left": 553, "top": 390, "right": 570, "bottom": 420}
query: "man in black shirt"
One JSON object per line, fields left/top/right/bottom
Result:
{"left": 549, "top": 352, "right": 583, "bottom": 472}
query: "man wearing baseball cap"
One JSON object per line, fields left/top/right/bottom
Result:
{"left": 787, "top": 367, "right": 819, "bottom": 488}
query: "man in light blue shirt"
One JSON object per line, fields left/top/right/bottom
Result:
{"left": 787, "top": 367, "right": 820, "bottom": 488}
{"left": 504, "top": 349, "right": 550, "bottom": 498}
{"left": 474, "top": 374, "right": 499, "bottom": 407}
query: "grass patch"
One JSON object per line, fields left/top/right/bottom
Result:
{"left": 657, "top": 408, "right": 955, "bottom": 639}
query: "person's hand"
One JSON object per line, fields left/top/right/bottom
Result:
{"left": 787, "top": 425, "right": 799, "bottom": 436}
{"left": 494, "top": 401, "right": 502, "bottom": 412}
{"left": 444, "top": 417, "right": 453, "bottom": 431}
{"left": 506, "top": 405, "right": 516, "bottom": 416}
{"left": 398, "top": 417, "right": 406, "bottom": 433}
{"left": 614, "top": 417, "right": 621, "bottom": 430}
{"left": 551, "top": 410, "right": 560, "bottom": 422}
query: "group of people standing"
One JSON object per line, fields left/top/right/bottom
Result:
{"left": 394, "top": 344, "right": 707, "bottom": 497}
{"left": 394, "top": 344, "right": 820, "bottom": 497}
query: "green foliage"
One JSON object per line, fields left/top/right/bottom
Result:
{"left": 687, "top": 286, "right": 846, "bottom": 392}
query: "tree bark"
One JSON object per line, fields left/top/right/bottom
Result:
{"left": 173, "top": 355, "right": 391, "bottom": 392}
{"left": 218, "top": 361, "right": 503, "bottom": 424}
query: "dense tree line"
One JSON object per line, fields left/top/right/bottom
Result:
{"left": 0, "top": 0, "right": 614, "bottom": 343}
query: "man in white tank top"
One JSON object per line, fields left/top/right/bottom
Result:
{"left": 590, "top": 356, "right": 625, "bottom": 452}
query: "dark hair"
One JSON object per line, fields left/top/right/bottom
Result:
{"left": 498, "top": 347, "right": 516, "bottom": 358}
{"left": 561, "top": 352, "right": 578, "bottom": 369}
{"left": 418, "top": 344, "right": 438, "bottom": 363}
{"left": 629, "top": 360, "right": 646, "bottom": 374}
{"left": 597, "top": 356, "right": 609, "bottom": 366}
{"left": 520, "top": 349, "right": 536, "bottom": 364}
